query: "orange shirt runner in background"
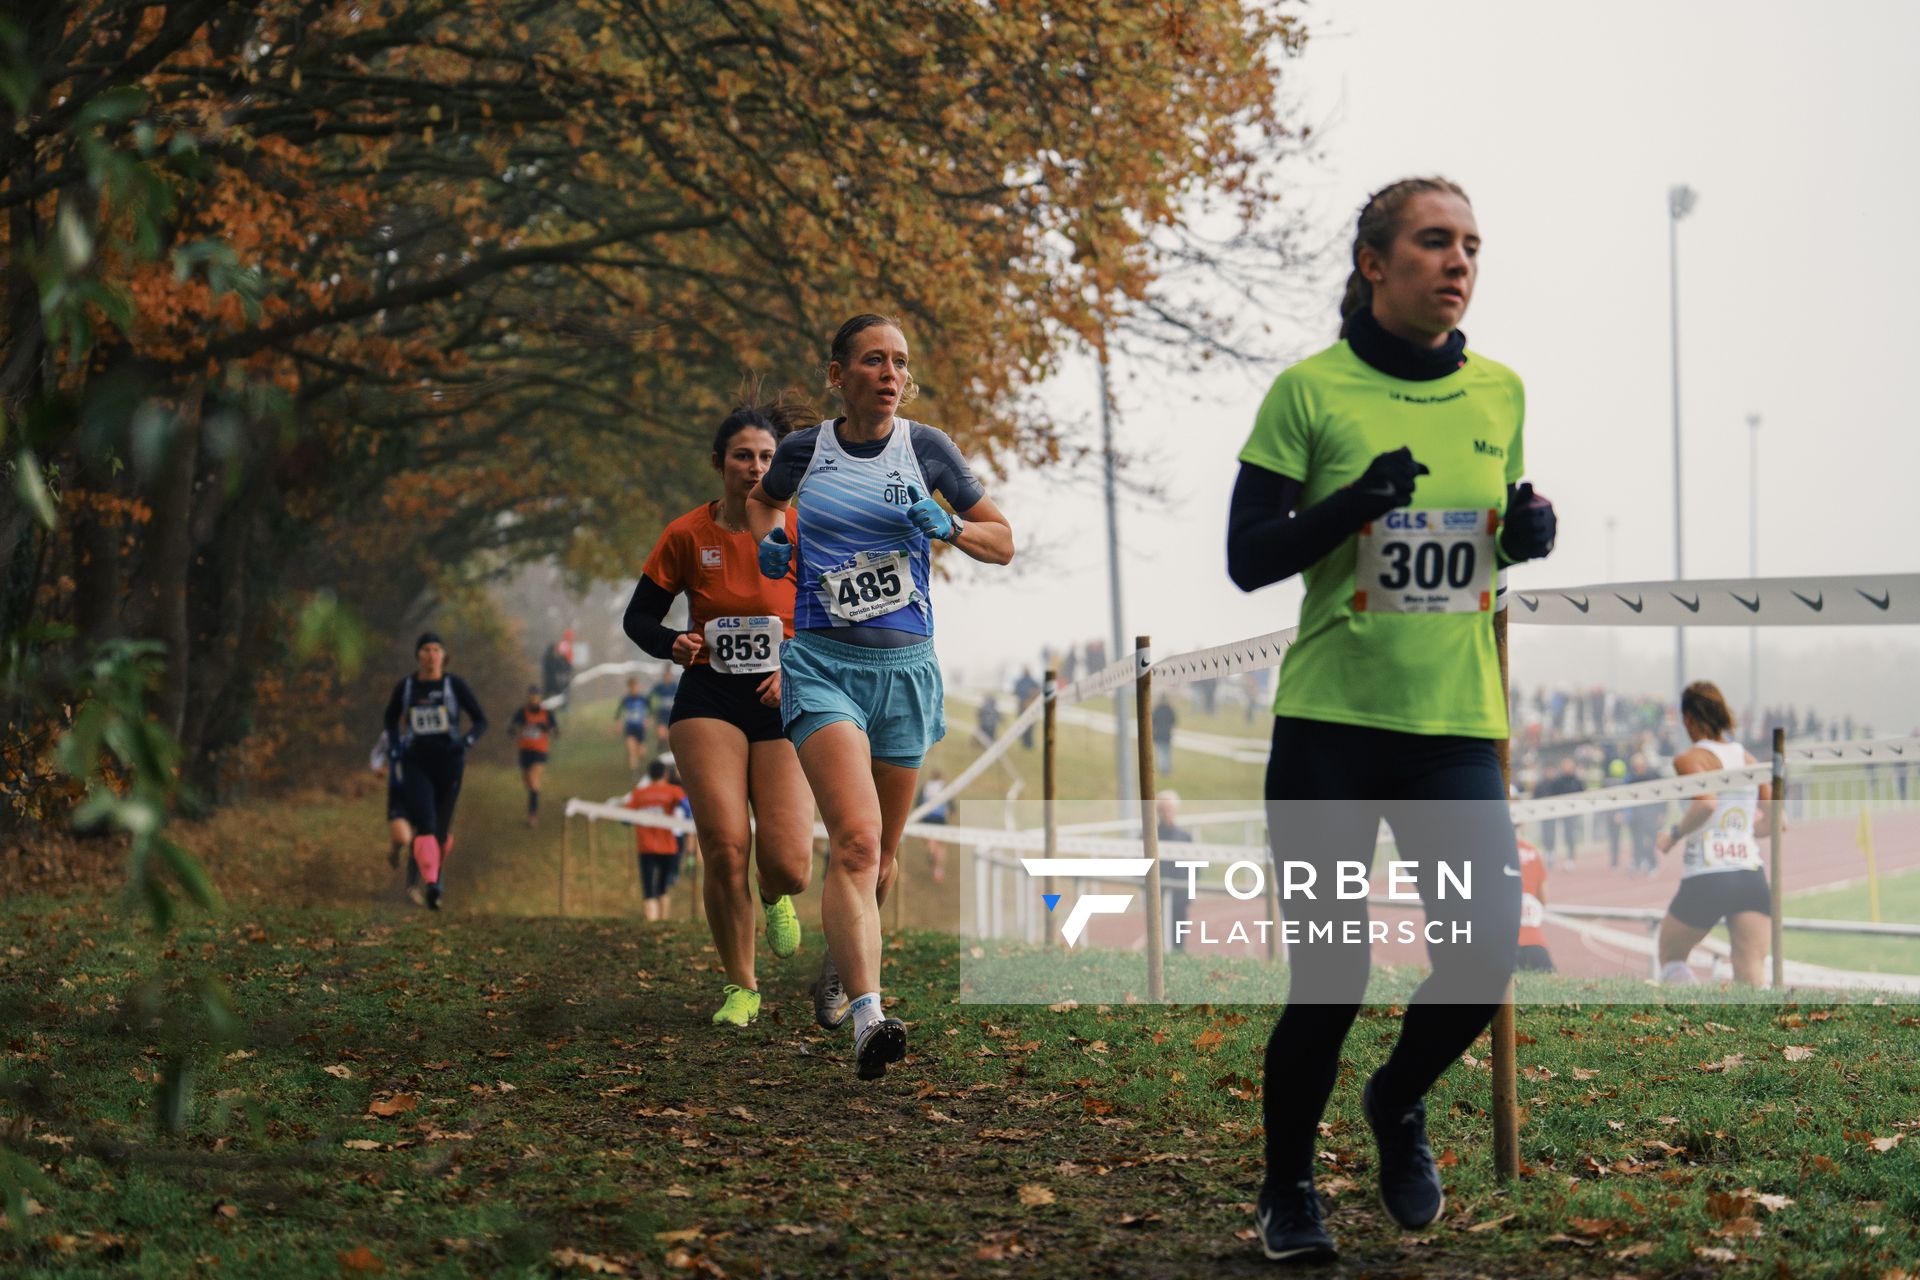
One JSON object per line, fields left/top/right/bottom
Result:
{"left": 513, "top": 706, "right": 556, "bottom": 754}
{"left": 1517, "top": 838, "right": 1548, "bottom": 948}
{"left": 640, "top": 504, "right": 798, "bottom": 665}
{"left": 624, "top": 779, "right": 688, "bottom": 856}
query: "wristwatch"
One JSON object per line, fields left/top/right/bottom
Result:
{"left": 945, "top": 514, "right": 965, "bottom": 544}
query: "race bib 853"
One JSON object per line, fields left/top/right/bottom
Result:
{"left": 704, "top": 616, "right": 783, "bottom": 675}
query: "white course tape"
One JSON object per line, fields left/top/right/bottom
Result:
{"left": 1508, "top": 573, "right": 1920, "bottom": 628}
{"left": 564, "top": 796, "right": 699, "bottom": 834}
{"left": 1045, "top": 572, "right": 1916, "bottom": 718}
{"left": 1509, "top": 734, "right": 1920, "bottom": 824}
{"left": 1057, "top": 650, "right": 1148, "bottom": 705}
{"left": 904, "top": 694, "right": 1045, "bottom": 825}
{"left": 539, "top": 660, "right": 654, "bottom": 709}
{"left": 1148, "top": 627, "right": 1298, "bottom": 688}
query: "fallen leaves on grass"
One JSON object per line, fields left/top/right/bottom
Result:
{"left": 1867, "top": 1134, "right": 1904, "bottom": 1152}
{"left": 1467, "top": 1213, "right": 1517, "bottom": 1233}
{"left": 1782, "top": 1045, "right": 1816, "bottom": 1062}
{"left": 553, "top": 1248, "right": 627, "bottom": 1274}
{"left": 1610, "top": 1241, "right": 1656, "bottom": 1261}
{"left": 338, "top": 1245, "right": 385, "bottom": 1273}
{"left": 1193, "top": 1028, "right": 1226, "bottom": 1053}
{"left": 664, "top": 1185, "right": 693, "bottom": 1198}
{"left": 1735, "top": 1188, "right": 1794, "bottom": 1213}
{"left": 655, "top": 1227, "right": 703, "bottom": 1244}
{"left": 1017, "top": 1184, "right": 1056, "bottom": 1207}
{"left": 1565, "top": 1217, "right": 1628, "bottom": 1241}
{"left": 1698, "top": 1054, "right": 1746, "bottom": 1073}
{"left": 367, "top": 1094, "right": 417, "bottom": 1118}
{"left": 324, "top": 1065, "right": 353, "bottom": 1079}
{"left": 342, "top": 1139, "right": 385, "bottom": 1151}
{"left": 1694, "top": 1245, "right": 1740, "bottom": 1263}
{"left": 770, "top": 1224, "right": 815, "bottom": 1236}
{"left": 1706, "top": 1191, "right": 1755, "bottom": 1221}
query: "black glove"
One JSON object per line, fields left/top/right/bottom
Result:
{"left": 1344, "top": 447, "right": 1430, "bottom": 522}
{"left": 1499, "top": 482, "right": 1557, "bottom": 563}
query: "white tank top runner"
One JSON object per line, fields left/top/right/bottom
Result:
{"left": 1681, "top": 737, "right": 1763, "bottom": 877}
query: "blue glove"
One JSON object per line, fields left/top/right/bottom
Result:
{"left": 758, "top": 527, "right": 794, "bottom": 579}
{"left": 905, "top": 485, "right": 957, "bottom": 541}
{"left": 1499, "top": 482, "right": 1557, "bottom": 563}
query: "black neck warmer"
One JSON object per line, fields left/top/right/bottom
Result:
{"left": 1345, "top": 305, "right": 1468, "bottom": 382}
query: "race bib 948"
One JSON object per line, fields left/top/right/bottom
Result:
{"left": 704, "top": 616, "right": 782, "bottom": 674}
{"left": 1353, "top": 508, "right": 1497, "bottom": 615}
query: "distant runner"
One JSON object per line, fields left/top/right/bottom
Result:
{"left": 382, "top": 632, "right": 488, "bottom": 911}
{"left": 508, "top": 685, "right": 559, "bottom": 827}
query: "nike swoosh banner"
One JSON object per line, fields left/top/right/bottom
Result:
{"left": 1508, "top": 573, "right": 1920, "bottom": 627}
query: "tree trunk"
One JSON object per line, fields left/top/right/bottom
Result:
{"left": 140, "top": 391, "right": 203, "bottom": 740}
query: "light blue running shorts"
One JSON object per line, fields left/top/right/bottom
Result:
{"left": 779, "top": 631, "right": 946, "bottom": 769}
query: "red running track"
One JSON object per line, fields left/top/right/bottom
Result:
{"left": 1071, "top": 808, "right": 1918, "bottom": 980}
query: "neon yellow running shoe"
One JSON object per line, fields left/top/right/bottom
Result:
{"left": 763, "top": 894, "right": 801, "bottom": 959}
{"left": 712, "top": 984, "right": 761, "bottom": 1028}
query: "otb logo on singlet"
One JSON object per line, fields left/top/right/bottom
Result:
{"left": 882, "top": 470, "right": 912, "bottom": 506}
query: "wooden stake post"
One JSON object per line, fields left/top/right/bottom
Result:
{"left": 1135, "top": 637, "right": 1165, "bottom": 1002}
{"left": 1770, "top": 726, "right": 1787, "bottom": 989}
{"left": 586, "top": 817, "right": 599, "bottom": 916}
{"left": 1043, "top": 667, "right": 1059, "bottom": 949}
{"left": 1490, "top": 604, "right": 1520, "bottom": 1182}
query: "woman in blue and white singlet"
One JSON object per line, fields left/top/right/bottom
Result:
{"left": 747, "top": 313, "right": 1014, "bottom": 1081}
{"left": 1654, "top": 680, "right": 1777, "bottom": 985}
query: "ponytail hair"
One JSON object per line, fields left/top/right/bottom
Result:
{"left": 1339, "top": 176, "right": 1472, "bottom": 338}
{"left": 710, "top": 390, "right": 809, "bottom": 463}
{"left": 1680, "top": 680, "right": 1736, "bottom": 740}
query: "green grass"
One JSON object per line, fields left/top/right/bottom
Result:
{"left": 1779, "top": 868, "right": 1920, "bottom": 974}
{"left": 10, "top": 698, "right": 1915, "bottom": 1274}
{"left": 2, "top": 903, "right": 1916, "bottom": 1277}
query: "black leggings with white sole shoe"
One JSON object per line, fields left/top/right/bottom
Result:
{"left": 1259, "top": 716, "right": 1521, "bottom": 1195}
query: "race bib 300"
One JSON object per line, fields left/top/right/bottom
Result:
{"left": 1353, "top": 508, "right": 1497, "bottom": 615}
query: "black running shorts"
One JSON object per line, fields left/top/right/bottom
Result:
{"left": 668, "top": 662, "right": 785, "bottom": 743}
{"left": 1667, "top": 868, "right": 1772, "bottom": 929}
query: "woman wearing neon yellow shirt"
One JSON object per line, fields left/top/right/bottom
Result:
{"left": 1228, "top": 177, "right": 1557, "bottom": 1263}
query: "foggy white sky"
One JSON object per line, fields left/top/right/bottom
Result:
{"left": 932, "top": 0, "right": 1920, "bottom": 727}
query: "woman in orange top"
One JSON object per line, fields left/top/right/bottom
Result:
{"left": 622, "top": 400, "right": 815, "bottom": 1028}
